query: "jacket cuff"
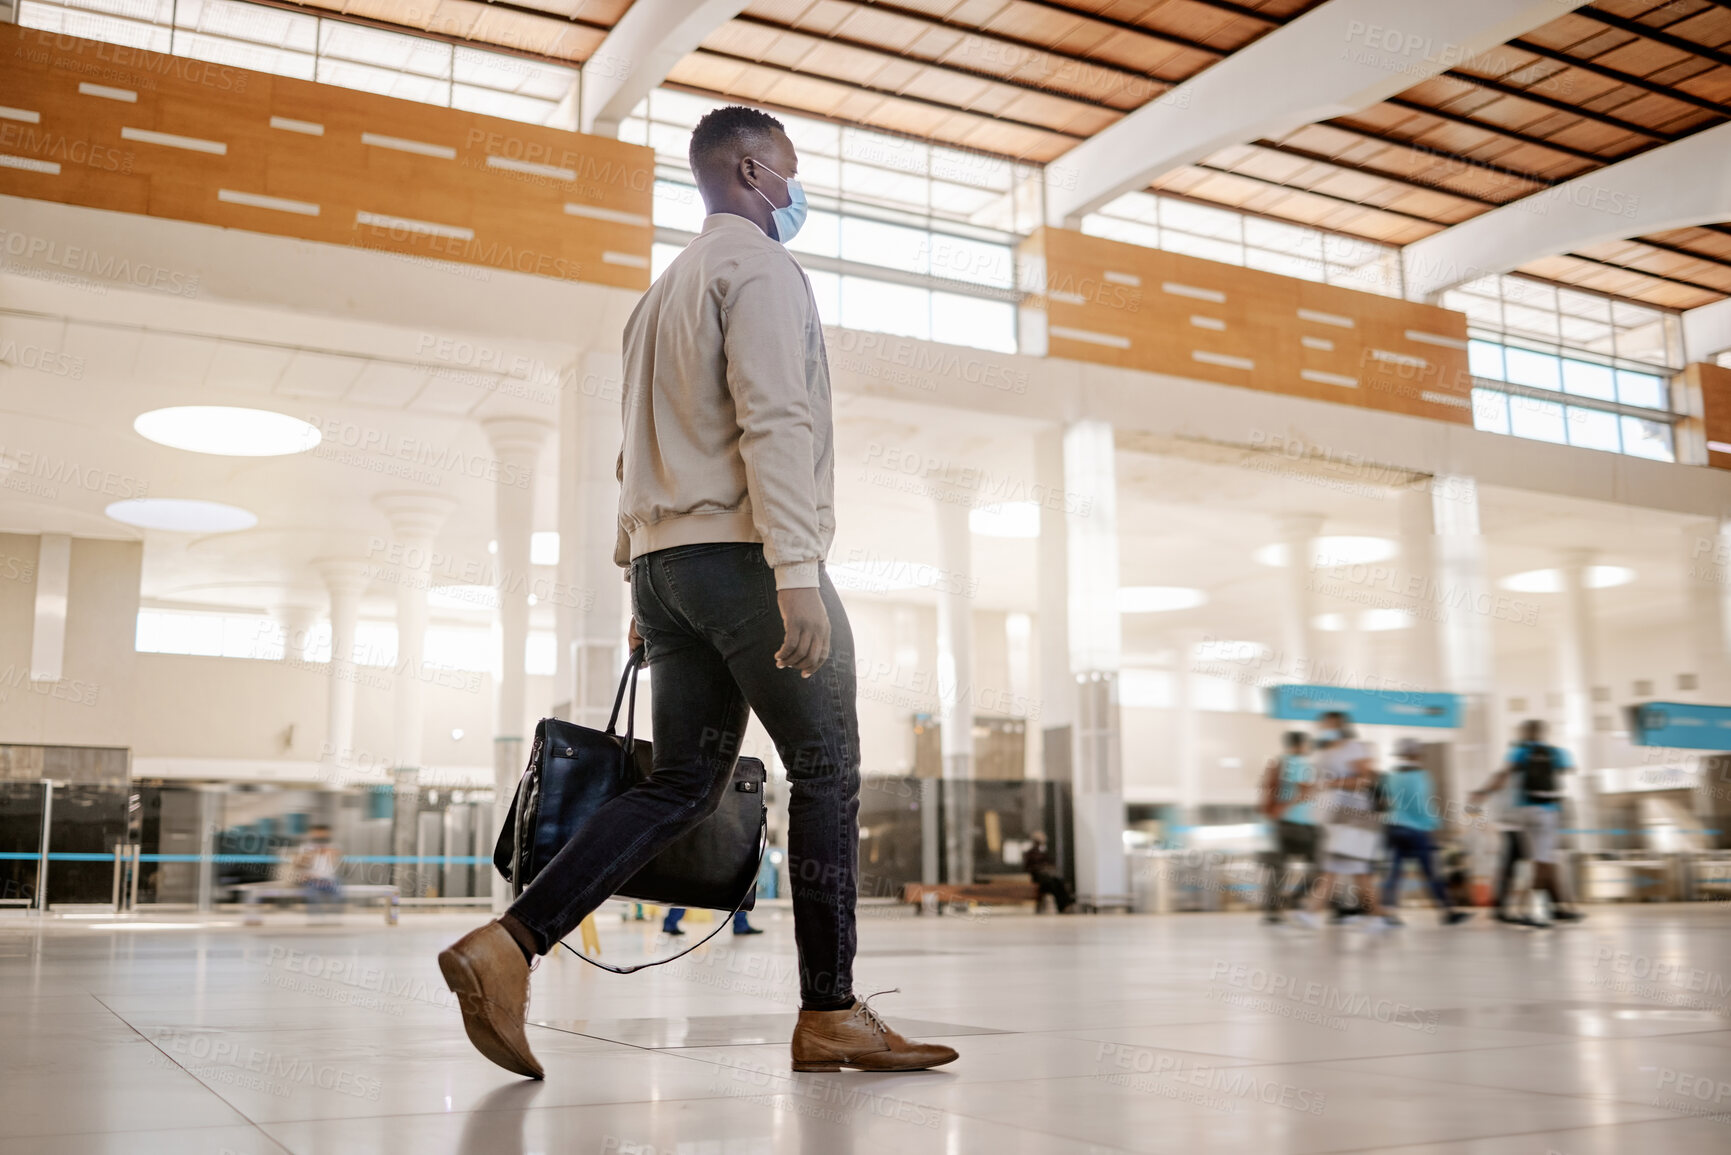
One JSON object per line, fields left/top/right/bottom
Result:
{"left": 774, "top": 561, "right": 820, "bottom": 590}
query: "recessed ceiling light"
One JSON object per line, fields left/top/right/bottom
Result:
{"left": 1255, "top": 536, "right": 1398, "bottom": 568}
{"left": 1499, "top": 566, "right": 1635, "bottom": 593}
{"left": 1314, "top": 609, "right": 1415, "bottom": 631}
{"left": 1313, "top": 612, "right": 1348, "bottom": 632}
{"left": 1118, "top": 586, "right": 1207, "bottom": 613}
{"left": 530, "top": 531, "right": 560, "bottom": 565}
{"left": 969, "top": 502, "right": 1041, "bottom": 538}
{"left": 134, "top": 407, "right": 321, "bottom": 456}
{"left": 105, "top": 498, "right": 257, "bottom": 533}
{"left": 429, "top": 584, "right": 498, "bottom": 611}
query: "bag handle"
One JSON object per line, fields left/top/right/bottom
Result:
{"left": 555, "top": 819, "right": 769, "bottom": 974}
{"left": 603, "top": 646, "right": 647, "bottom": 742}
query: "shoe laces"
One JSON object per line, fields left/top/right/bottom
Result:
{"left": 849, "top": 988, "right": 899, "bottom": 1036}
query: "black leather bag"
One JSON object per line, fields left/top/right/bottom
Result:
{"left": 493, "top": 649, "right": 767, "bottom": 970}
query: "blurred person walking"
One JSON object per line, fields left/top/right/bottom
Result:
{"left": 1258, "top": 730, "right": 1320, "bottom": 924}
{"left": 1292, "top": 712, "right": 1386, "bottom": 930}
{"left": 1471, "top": 720, "right": 1585, "bottom": 927}
{"left": 662, "top": 907, "right": 762, "bottom": 936}
{"left": 438, "top": 106, "right": 957, "bottom": 1079}
{"left": 1379, "top": 739, "right": 1471, "bottom": 927}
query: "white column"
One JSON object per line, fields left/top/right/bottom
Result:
{"left": 1399, "top": 485, "right": 1443, "bottom": 689}
{"left": 314, "top": 559, "right": 370, "bottom": 778}
{"left": 1277, "top": 512, "right": 1325, "bottom": 681}
{"left": 1173, "top": 629, "right": 1205, "bottom": 829}
{"left": 932, "top": 487, "right": 975, "bottom": 882}
{"left": 1558, "top": 550, "right": 1604, "bottom": 851}
{"left": 375, "top": 494, "right": 456, "bottom": 772}
{"left": 1064, "top": 420, "right": 1127, "bottom": 907}
{"left": 484, "top": 417, "right": 553, "bottom": 757}
{"left": 1432, "top": 476, "right": 1497, "bottom": 795}
{"left": 557, "top": 355, "right": 630, "bottom": 736}
{"left": 1687, "top": 519, "right": 1731, "bottom": 703}
{"left": 1035, "top": 427, "right": 1073, "bottom": 774}
{"left": 273, "top": 603, "right": 320, "bottom": 662}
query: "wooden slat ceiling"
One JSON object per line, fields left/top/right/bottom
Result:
{"left": 271, "top": 0, "right": 1731, "bottom": 310}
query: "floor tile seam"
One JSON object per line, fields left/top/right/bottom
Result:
{"left": 1296, "top": 1111, "right": 1705, "bottom": 1155}
{"left": 1292, "top": 1055, "right": 1726, "bottom": 1116}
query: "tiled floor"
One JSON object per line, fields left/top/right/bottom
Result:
{"left": 3, "top": 904, "right": 1729, "bottom": 1153}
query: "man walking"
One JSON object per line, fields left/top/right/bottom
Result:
{"left": 1471, "top": 719, "right": 1586, "bottom": 927}
{"left": 1258, "top": 731, "right": 1320, "bottom": 923}
{"left": 438, "top": 106, "right": 957, "bottom": 1079}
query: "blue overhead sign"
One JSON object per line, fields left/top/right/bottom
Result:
{"left": 1266, "top": 684, "right": 1461, "bottom": 729}
{"left": 1629, "top": 702, "right": 1731, "bottom": 751}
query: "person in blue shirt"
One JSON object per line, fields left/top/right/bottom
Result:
{"left": 1380, "top": 739, "right": 1470, "bottom": 926}
{"left": 1471, "top": 719, "right": 1585, "bottom": 926}
{"left": 1258, "top": 731, "right": 1321, "bottom": 923}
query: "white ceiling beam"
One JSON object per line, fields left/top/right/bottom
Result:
{"left": 579, "top": 0, "right": 750, "bottom": 138}
{"left": 1044, "top": 0, "right": 1588, "bottom": 228}
{"left": 1404, "top": 120, "right": 1731, "bottom": 302}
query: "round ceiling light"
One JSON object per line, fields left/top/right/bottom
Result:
{"left": 105, "top": 498, "right": 257, "bottom": 533}
{"left": 1255, "top": 536, "right": 1398, "bottom": 568}
{"left": 969, "top": 502, "right": 1041, "bottom": 538}
{"left": 1499, "top": 565, "right": 1635, "bottom": 593}
{"left": 134, "top": 407, "right": 322, "bottom": 456}
{"left": 1314, "top": 608, "right": 1414, "bottom": 632}
{"left": 1118, "top": 586, "right": 1207, "bottom": 613}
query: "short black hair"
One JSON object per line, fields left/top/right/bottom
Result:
{"left": 1283, "top": 730, "right": 1308, "bottom": 751}
{"left": 689, "top": 105, "right": 785, "bottom": 177}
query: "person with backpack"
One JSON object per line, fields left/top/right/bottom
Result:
{"left": 1292, "top": 713, "right": 1386, "bottom": 930}
{"left": 1379, "top": 739, "right": 1471, "bottom": 927}
{"left": 1258, "top": 731, "right": 1320, "bottom": 923}
{"left": 1470, "top": 720, "right": 1585, "bottom": 926}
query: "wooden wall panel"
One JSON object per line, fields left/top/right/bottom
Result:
{"left": 0, "top": 27, "right": 652, "bottom": 291}
{"left": 1687, "top": 361, "right": 1731, "bottom": 470}
{"left": 1022, "top": 228, "right": 1474, "bottom": 426}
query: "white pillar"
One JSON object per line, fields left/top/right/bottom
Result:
{"left": 1035, "top": 427, "right": 1074, "bottom": 774}
{"left": 375, "top": 493, "right": 456, "bottom": 772}
{"left": 315, "top": 559, "right": 370, "bottom": 779}
{"left": 273, "top": 604, "right": 319, "bottom": 663}
{"left": 559, "top": 354, "right": 630, "bottom": 735}
{"left": 933, "top": 487, "right": 975, "bottom": 882}
{"left": 1687, "top": 518, "right": 1731, "bottom": 703}
{"left": 1399, "top": 485, "right": 1443, "bottom": 689}
{"left": 484, "top": 417, "right": 553, "bottom": 750}
{"left": 1064, "top": 420, "right": 1127, "bottom": 907}
{"left": 1432, "top": 476, "right": 1497, "bottom": 796}
{"left": 1277, "top": 512, "right": 1325, "bottom": 680}
{"left": 1173, "top": 629, "right": 1205, "bottom": 829}
{"left": 1558, "top": 550, "right": 1604, "bottom": 851}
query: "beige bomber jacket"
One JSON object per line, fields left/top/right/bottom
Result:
{"left": 613, "top": 213, "right": 835, "bottom": 589}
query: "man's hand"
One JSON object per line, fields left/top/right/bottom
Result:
{"left": 774, "top": 587, "right": 830, "bottom": 677}
{"left": 628, "top": 616, "right": 643, "bottom": 654}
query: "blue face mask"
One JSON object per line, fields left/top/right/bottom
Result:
{"left": 1317, "top": 729, "right": 1341, "bottom": 744}
{"left": 749, "top": 161, "right": 807, "bottom": 243}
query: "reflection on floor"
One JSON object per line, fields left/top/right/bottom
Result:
{"left": 3, "top": 904, "right": 1730, "bottom": 1153}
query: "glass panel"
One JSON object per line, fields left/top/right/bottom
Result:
{"left": 176, "top": 32, "right": 315, "bottom": 78}
{"left": 841, "top": 277, "right": 930, "bottom": 340}
{"left": 1504, "top": 347, "right": 1562, "bottom": 391}
{"left": 840, "top": 218, "right": 930, "bottom": 275}
{"left": 1246, "top": 247, "right": 1324, "bottom": 283}
{"left": 1472, "top": 388, "right": 1510, "bottom": 434}
{"left": 133, "top": 783, "right": 204, "bottom": 905}
{"left": 1245, "top": 217, "right": 1323, "bottom": 260}
{"left": 1160, "top": 199, "right": 1242, "bottom": 242}
{"left": 1565, "top": 406, "right": 1621, "bottom": 452}
{"left": 46, "top": 784, "right": 129, "bottom": 907}
{"left": 1508, "top": 395, "right": 1567, "bottom": 443}
{"left": 1560, "top": 359, "right": 1615, "bottom": 400}
{"left": 1615, "top": 369, "right": 1667, "bottom": 410}
{"left": 453, "top": 46, "right": 572, "bottom": 100}
{"left": 652, "top": 180, "right": 705, "bottom": 232}
{"left": 1620, "top": 416, "right": 1675, "bottom": 461}
{"left": 0, "top": 783, "right": 45, "bottom": 909}
{"left": 927, "top": 233, "right": 1014, "bottom": 289}
{"left": 931, "top": 292, "right": 1016, "bottom": 353}
{"left": 320, "top": 20, "right": 451, "bottom": 78}
{"left": 317, "top": 57, "right": 449, "bottom": 104}
{"left": 1467, "top": 339, "right": 1505, "bottom": 380}
{"left": 451, "top": 85, "right": 555, "bottom": 126}
{"left": 1161, "top": 231, "right": 1243, "bottom": 266}
{"left": 786, "top": 208, "right": 841, "bottom": 259}
{"left": 805, "top": 269, "right": 840, "bottom": 325}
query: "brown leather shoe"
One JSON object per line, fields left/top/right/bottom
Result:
{"left": 438, "top": 921, "right": 544, "bottom": 1079}
{"left": 791, "top": 993, "right": 958, "bottom": 1072}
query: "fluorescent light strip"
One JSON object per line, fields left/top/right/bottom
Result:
{"left": 78, "top": 83, "right": 136, "bottom": 102}
{"left": 1051, "top": 325, "right": 1131, "bottom": 349}
{"left": 1103, "top": 270, "right": 1141, "bottom": 287}
{"left": 0, "top": 106, "right": 40, "bottom": 124}
{"left": 1300, "top": 336, "right": 1334, "bottom": 351}
{"left": 0, "top": 155, "right": 59, "bottom": 174}
{"left": 1422, "top": 391, "right": 1472, "bottom": 409}
{"left": 602, "top": 251, "right": 650, "bottom": 268}
{"left": 1301, "top": 369, "right": 1358, "bottom": 388}
{"left": 563, "top": 203, "right": 650, "bottom": 227}
{"left": 355, "top": 211, "right": 473, "bottom": 241}
{"left": 269, "top": 116, "right": 324, "bottom": 136}
{"left": 121, "top": 127, "right": 227, "bottom": 155}
{"left": 1405, "top": 329, "right": 1468, "bottom": 350}
{"left": 1709, "top": 440, "right": 1731, "bottom": 455}
{"left": 218, "top": 188, "right": 319, "bottom": 217}
{"left": 1297, "top": 308, "right": 1354, "bottom": 328}
{"left": 1193, "top": 350, "right": 1253, "bottom": 371}
{"left": 1189, "top": 315, "right": 1225, "bottom": 331}
{"left": 1370, "top": 349, "right": 1428, "bottom": 369}
{"left": 1162, "top": 281, "right": 1225, "bottom": 303}
{"left": 361, "top": 132, "right": 455, "bottom": 159}
{"left": 1048, "top": 290, "right": 1086, "bottom": 305}
{"left": 489, "top": 155, "right": 573, "bottom": 181}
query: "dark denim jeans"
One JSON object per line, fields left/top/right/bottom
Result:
{"left": 1381, "top": 825, "right": 1449, "bottom": 909}
{"left": 506, "top": 542, "right": 860, "bottom": 1009}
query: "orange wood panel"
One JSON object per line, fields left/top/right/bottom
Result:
{"left": 1023, "top": 227, "right": 1474, "bottom": 426}
{"left": 1688, "top": 362, "right": 1731, "bottom": 470}
{"left": 0, "top": 25, "right": 651, "bottom": 292}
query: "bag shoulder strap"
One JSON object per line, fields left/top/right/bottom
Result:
{"left": 603, "top": 646, "right": 646, "bottom": 738}
{"left": 555, "top": 820, "right": 769, "bottom": 974}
